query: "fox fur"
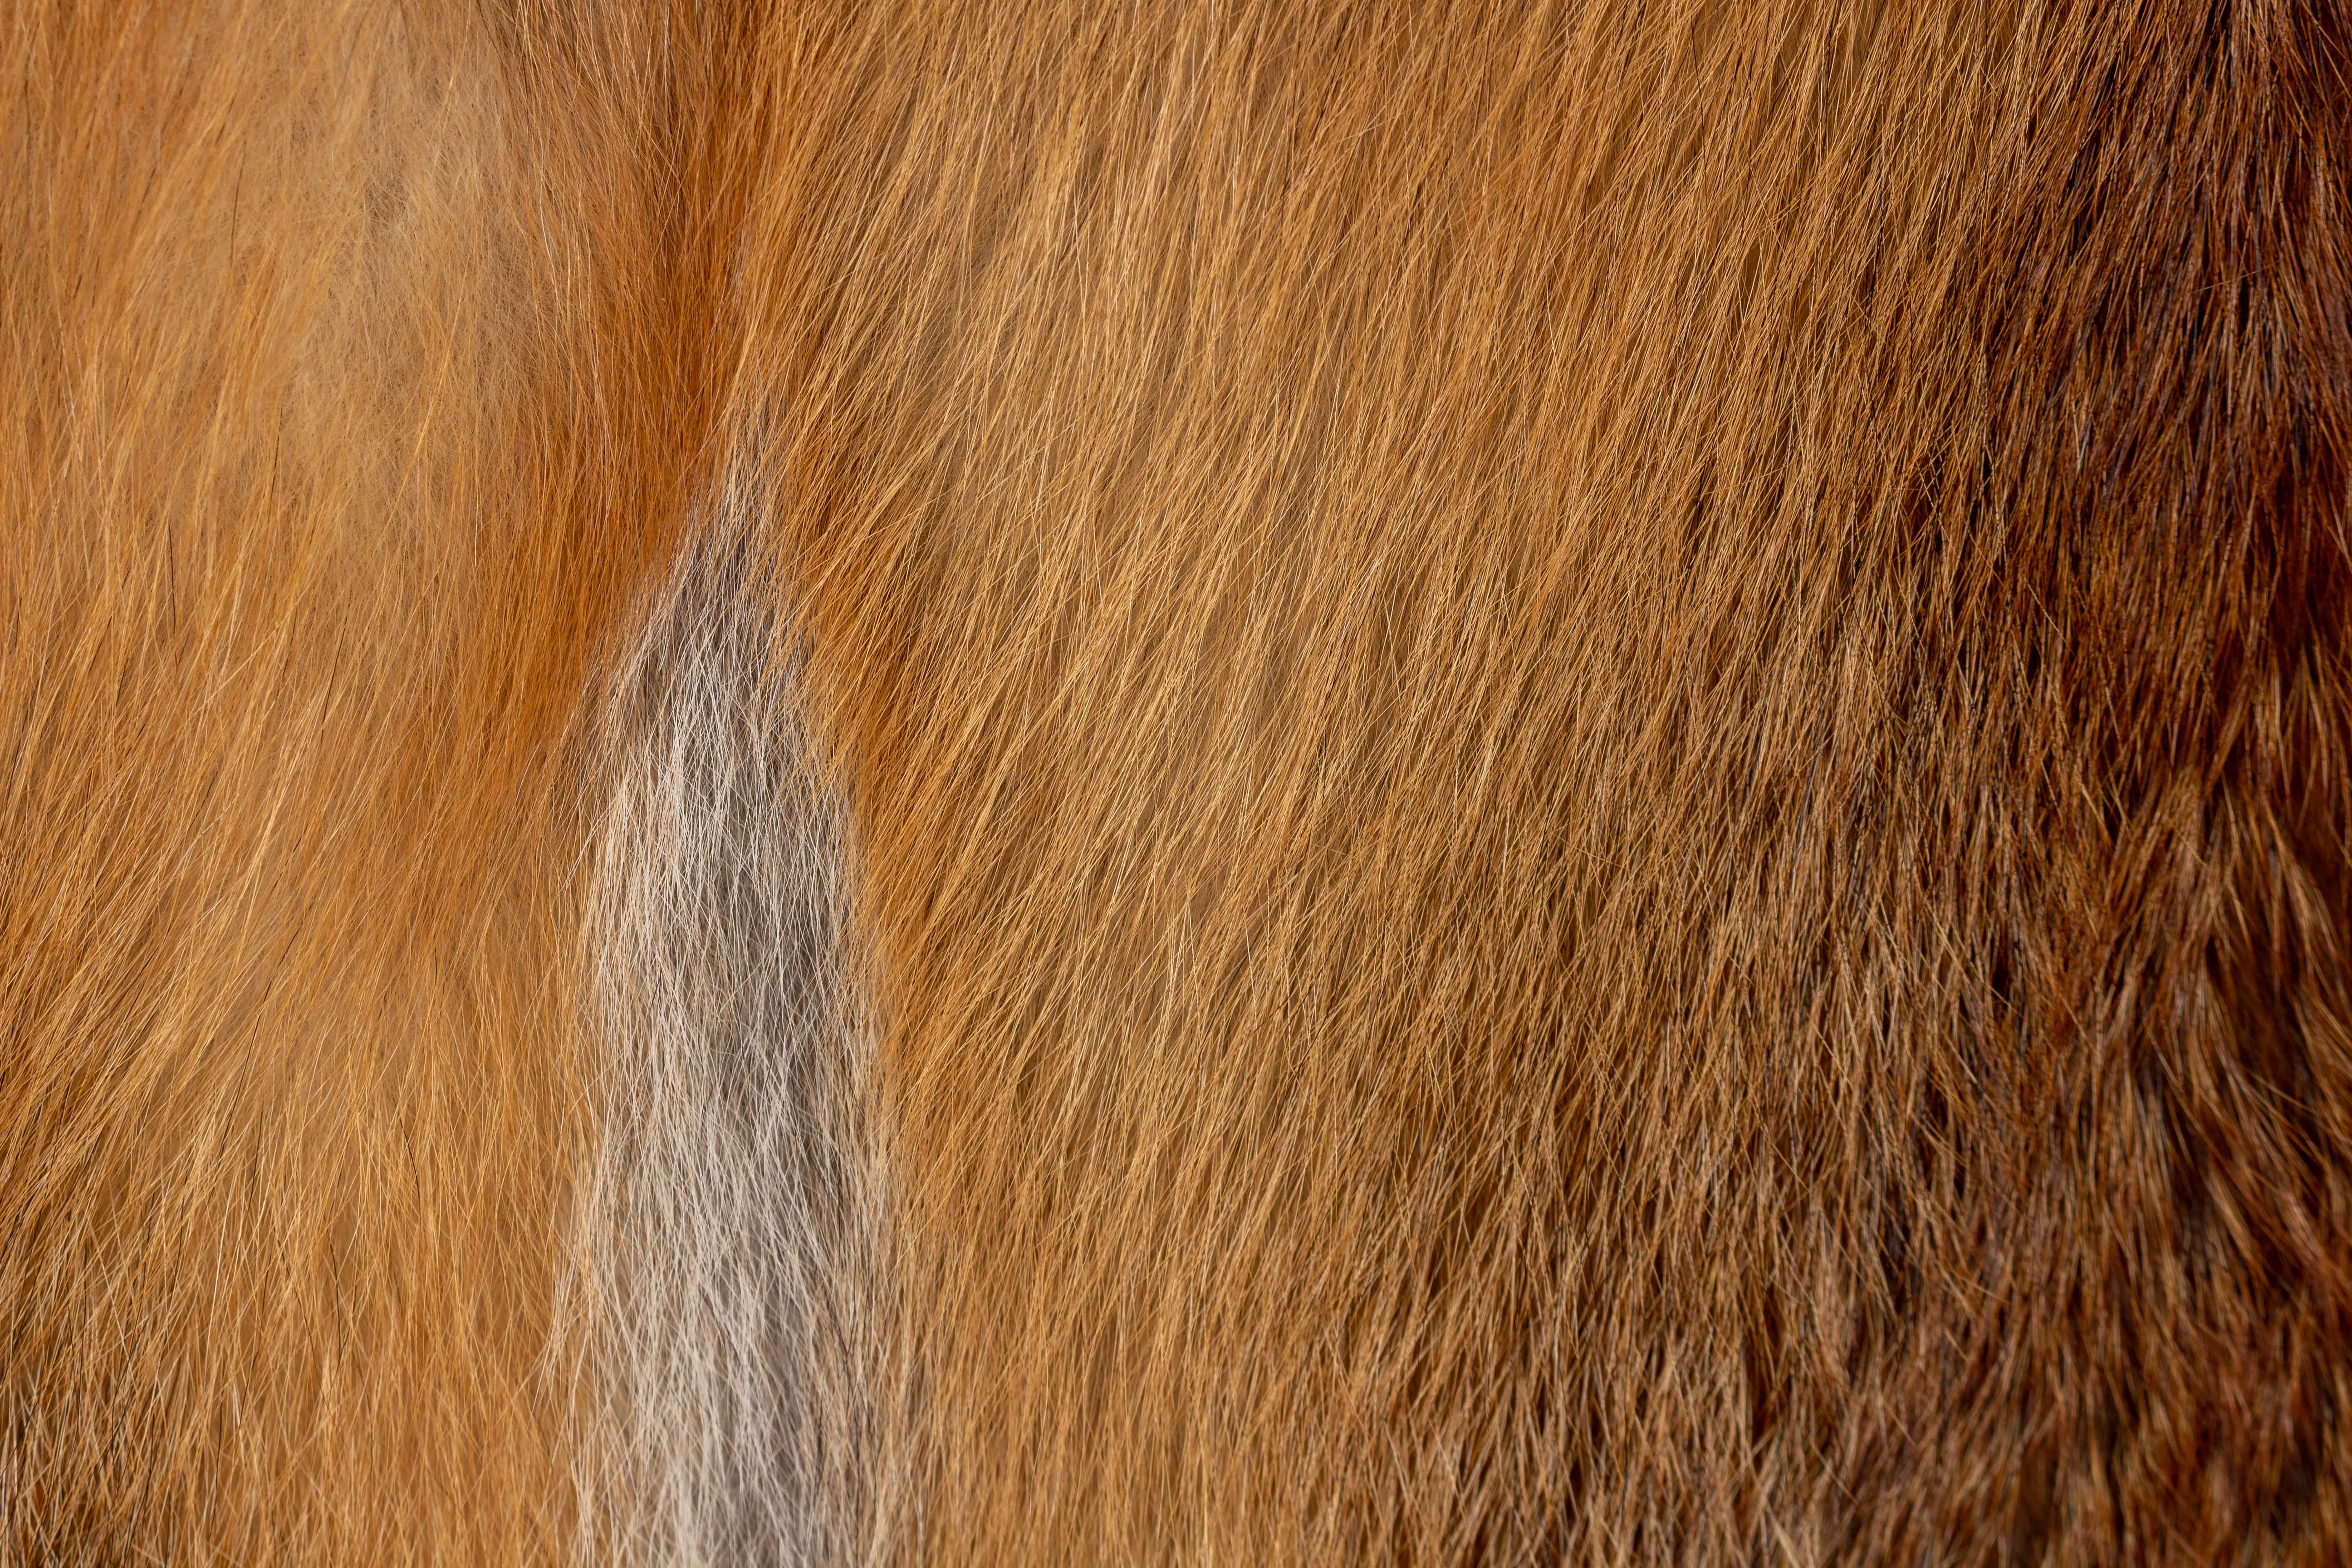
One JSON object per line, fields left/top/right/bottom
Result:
{"left": 5, "top": 0, "right": 2349, "bottom": 1563}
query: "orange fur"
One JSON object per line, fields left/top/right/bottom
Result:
{"left": 1, "top": 2, "right": 734, "bottom": 1556}
{"left": 8, "top": 0, "right": 2349, "bottom": 1561}
{"left": 742, "top": 0, "right": 2352, "bottom": 1559}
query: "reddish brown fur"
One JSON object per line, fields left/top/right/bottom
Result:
{"left": 1, "top": 2, "right": 739, "bottom": 1557}
{"left": 743, "top": 0, "right": 2352, "bottom": 1560}
{"left": 8, "top": 0, "right": 2351, "bottom": 1562}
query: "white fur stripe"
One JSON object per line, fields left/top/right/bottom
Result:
{"left": 573, "top": 509, "right": 890, "bottom": 1566}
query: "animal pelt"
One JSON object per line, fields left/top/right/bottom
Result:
{"left": 6, "top": 0, "right": 2349, "bottom": 1564}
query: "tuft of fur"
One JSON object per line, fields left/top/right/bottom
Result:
{"left": 572, "top": 500, "right": 892, "bottom": 1568}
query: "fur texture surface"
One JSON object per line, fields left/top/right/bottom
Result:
{"left": 741, "top": 0, "right": 2352, "bottom": 1560}
{"left": 6, "top": 0, "right": 2350, "bottom": 1563}
{"left": 1, "top": 1, "right": 737, "bottom": 1557}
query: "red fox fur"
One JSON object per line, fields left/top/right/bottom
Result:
{"left": 5, "top": 0, "right": 2348, "bottom": 1563}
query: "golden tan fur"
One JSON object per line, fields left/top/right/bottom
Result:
{"left": 1, "top": 1, "right": 737, "bottom": 1556}
{"left": 744, "top": 0, "right": 2352, "bottom": 1560}
{"left": 7, "top": 0, "right": 2350, "bottom": 1562}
